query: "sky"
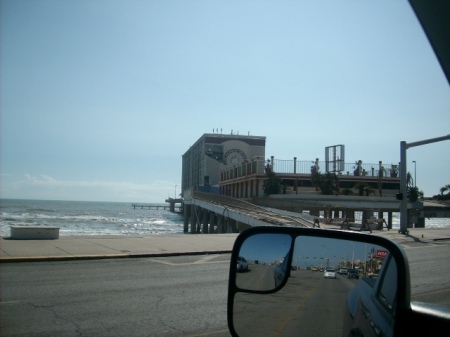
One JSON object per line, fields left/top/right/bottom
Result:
{"left": 240, "top": 233, "right": 382, "bottom": 267}
{"left": 1, "top": 0, "right": 449, "bottom": 203}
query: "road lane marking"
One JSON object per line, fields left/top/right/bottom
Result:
{"left": 273, "top": 282, "right": 319, "bottom": 336}
{"left": 149, "top": 255, "right": 229, "bottom": 266}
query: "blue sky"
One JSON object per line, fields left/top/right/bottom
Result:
{"left": 1, "top": 0, "right": 449, "bottom": 203}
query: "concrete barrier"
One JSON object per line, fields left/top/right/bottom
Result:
{"left": 10, "top": 226, "right": 60, "bottom": 240}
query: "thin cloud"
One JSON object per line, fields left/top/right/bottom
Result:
{"left": 2, "top": 174, "right": 177, "bottom": 203}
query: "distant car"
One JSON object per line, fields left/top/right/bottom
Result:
{"left": 347, "top": 269, "right": 359, "bottom": 279}
{"left": 324, "top": 268, "right": 337, "bottom": 279}
{"left": 338, "top": 268, "right": 348, "bottom": 275}
{"left": 237, "top": 256, "right": 249, "bottom": 272}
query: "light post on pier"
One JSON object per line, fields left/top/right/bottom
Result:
{"left": 412, "top": 160, "right": 416, "bottom": 187}
{"left": 175, "top": 185, "right": 177, "bottom": 200}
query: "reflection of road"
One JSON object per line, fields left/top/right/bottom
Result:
{"left": 236, "top": 263, "right": 279, "bottom": 290}
{"left": 233, "top": 269, "right": 359, "bottom": 336}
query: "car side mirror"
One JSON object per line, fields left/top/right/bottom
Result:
{"left": 227, "top": 227, "right": 411, "bottom": 337}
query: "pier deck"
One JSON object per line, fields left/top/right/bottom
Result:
{"left": 132, "top": 203, "right": 170, "bottom": 210}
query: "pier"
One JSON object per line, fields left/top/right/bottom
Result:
{"left": 165, "top": 198, "right": 184, "bottom": 213}
{"left": 132, "top": 200, "right": 183, "bottom": 213}
{"left": 132, "top": 203, "right": 171, "bottom": 211}
{"left": 180, "top": 189, "right": 450, "bottom": 234}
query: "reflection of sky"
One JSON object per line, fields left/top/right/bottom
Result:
{"left": 293, "top": 237, "right": 385, "bottom": 268}
{"left": 238, "top": 233, "right": 388, "bottom": 268}
{"left": 239, "top": 233, "right": 291, "bottom": 264}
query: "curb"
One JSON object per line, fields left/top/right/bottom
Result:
{"left": 0, "top": 250, "right": 233, "bottom": 263}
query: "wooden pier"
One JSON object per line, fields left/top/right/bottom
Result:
{"left": 131, "top": 203, "right": 170, "bottom": 210}
{"left": 132, "top": 201, "right": 183, "bottom": 213}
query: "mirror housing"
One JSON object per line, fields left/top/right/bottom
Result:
{"left": 227, "top": 227, "right": 412, "bottom": 337}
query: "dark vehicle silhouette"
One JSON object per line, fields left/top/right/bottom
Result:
{"left": 343, "top": 253, "right": 397, "bottom": 337}
{"left": 347, "top": 269, "right": 359, "bottom": 279}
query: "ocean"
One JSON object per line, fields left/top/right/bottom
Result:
{"left": 0, "top": 199, "right": 185, "bottom": 237}
{"left": 1, "top": 199, "right": 449, "bottom": 237}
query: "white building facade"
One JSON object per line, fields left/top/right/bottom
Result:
{"left": 181, "top": 133, "right": 266, "bottom": 197}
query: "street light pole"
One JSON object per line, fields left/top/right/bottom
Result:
{"left": 412, "top": 160, "right": 416, "bottom": 187}
{"left": 175, "top": 185, "right": 177, "bottom": 200}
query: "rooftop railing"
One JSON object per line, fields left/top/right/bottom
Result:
{"left": 220, "top": 157, "right": 401, "bottom": 181}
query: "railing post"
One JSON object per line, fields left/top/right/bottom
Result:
{"left": 294, "top": 157, "right": 297, "bottom": 194}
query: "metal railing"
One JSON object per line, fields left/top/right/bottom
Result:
{"left": 221, "top": 158, "right": 401, "bottom": 181}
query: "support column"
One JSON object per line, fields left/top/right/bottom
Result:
{"left": 310, "top": 208, "right": 320, "bottom": 217}
{"left": 216, "top": 215, "right": 224, "bottom": 233}
{"left": 347, "top": 210, "right": 355, "bottom": 222}
{"left": 388, "top": 212, "right": 393, "bottom": 230}
{"left": 209, "top": 212, "right": 217, "bottom": 233}
{"left": 202, "top": 210, "right": 209, "bottom": 234}
{"left": 416, "top": 209, "right": 425, "bottom": 228}
{"left": 361, "top": 210, "right": 373, "bottom": 232}
{"left": 220, "top": 216, "right": 230, "bottom": 233}
{"left": 190, "top": 205, "right": 197, "bottom": 234}
{"left": 196, "top": 208, "right": 203, "bottom": 233}
{"left": 183, "top": 205, "right": 191, "bottom": 233}
{"left": 378, "top": 211, "right": 384, "bottom": 230}
{"left": 256, "top": 179, "right": 259, "bottom": 197}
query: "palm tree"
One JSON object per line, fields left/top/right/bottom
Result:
{"left": 440, "top": 184, "right": 450, "bottom": 196}
{"left": 353, "top": 182, "right": 373, "bottom": 196}
{"left": 318, "top": 172, "right": 339, "bottom": 195}
{"left": 263, "top": 171, "right": 282, "bottom": 196}
{"left": 310, "top": 165, "right": 321, "bottom": 191}
{"left": 407, "top": 186, "right": 420, "bottom": 202}
{"left": 407, "top": 172, "right": 414, "bottom": 187}
{"left": 438, "top": 184, "right": 450, "bottom": 200}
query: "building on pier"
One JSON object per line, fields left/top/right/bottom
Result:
{"left": 181, "top": 132, "right": 266, "bottom": 195}
{"left": 180, "top": 133, "right": 432, "bottom": 232}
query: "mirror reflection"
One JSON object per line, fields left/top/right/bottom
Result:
{"left": 232, "top": 234, "right": 397, "bottom": 337}
{"left": 236, "top": 233, "right": 292, "bottom": 291}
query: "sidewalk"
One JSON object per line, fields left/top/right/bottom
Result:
{"left": 1, "top": 228, "right": 449, "bottom": 263}
{"left": 0, "top": 234, "right": 239, "bottom": 262}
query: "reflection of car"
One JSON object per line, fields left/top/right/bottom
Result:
{"left": 347, "top": 269, "right": 359, "bottom": 279}
{"left": 324, "top": 268, "right": 336, "bottom": 279}
{"left": 338, "top": 268, "right": 348, "bottom": 275}
{"left": 274, "top": 252, "right": 290, "bottom": 287}
{"left": 229, "top": 224, "right": 450, "bottom": 336}
{"left": 237, "top": 256, "right": 248, "bottom": 272}
{"left": 343, "top": 253, "right": 397, "bottom": 337}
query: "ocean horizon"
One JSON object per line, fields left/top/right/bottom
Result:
{"left": 1, "top": 198, "right": 449, "bottom": 237}
{"left": 0, "top": 198, "right": 185, "bottom": 237}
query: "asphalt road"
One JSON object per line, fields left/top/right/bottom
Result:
{"left": 401, "top": 240, "right": 450, "bottom": 307}
{"left": 0, "top": 254, "right": 232, "bottom": 337}
{"left": 1, "top": 240, "right": 449, "bottom": 337}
